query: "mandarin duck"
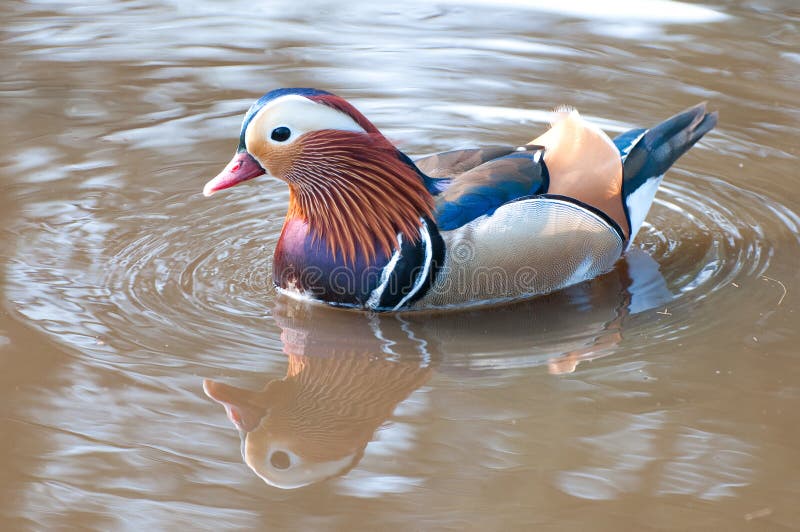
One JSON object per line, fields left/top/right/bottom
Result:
{"left": 204, "top": 88, "right": 716, "bottom": 311}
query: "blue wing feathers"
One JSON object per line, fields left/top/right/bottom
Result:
{"left": 435, "top": 182, "right": 532, "bottom": 230}
{"left": 432, "top": 150, "right": 548, "bottom": 231}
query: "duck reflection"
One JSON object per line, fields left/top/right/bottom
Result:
{"left": 204, "top": 305, "right": 435, "bottom": 489}
{"left": 204, "top": 249, "right": 672, "bottom": 489}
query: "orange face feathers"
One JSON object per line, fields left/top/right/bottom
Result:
{"left": 222, "top": 92, "right": 433, "bottom": 264}
{"left": 286, "top": 130, "right": 433, "bottom": 264}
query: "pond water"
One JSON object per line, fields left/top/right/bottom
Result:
{"left": 1, "top": 0, "right": 798, "bottom": 529}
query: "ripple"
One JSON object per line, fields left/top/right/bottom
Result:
{"left": 627, "top": 170, "right": 799, "bottom": 343}
{"left": 98, "top": 190, "right": 287, "bottom": 353}
{"left": 2, "top": 46, "right": 797, "bottom": 367}
{"left": 6, "top": 159, "right": 798, "bottom": 370}
{"left": 2, "top": 0, "right": 799, "bottom": 525}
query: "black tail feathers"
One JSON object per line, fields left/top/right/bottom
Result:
{"left": 622, "top": 102, "right": 718, "bottom": 188}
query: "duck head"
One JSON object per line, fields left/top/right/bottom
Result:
{"left": 204, "top": 88, "right": 433, "bottom": 263}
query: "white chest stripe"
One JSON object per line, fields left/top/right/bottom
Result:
{"left": 365, "top": 234, "right": 403, "bottom": 309}
{"left": 365, "top": 218, "right": 434, "bottom": 311}
{"left": 393, "top": 218, "right": 433, "bottom": 311}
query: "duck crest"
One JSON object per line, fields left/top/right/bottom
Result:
{"left": 306, "top": 92, "right": 382, "bottom": 134}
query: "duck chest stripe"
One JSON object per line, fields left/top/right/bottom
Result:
{"left": 369, "top": 218, "right": 444, "bottom": 311}
{"left": 392, "top": 219, "right": 434, "bottom": 310}
{"left": 365, "top": 236, "right": 404, "bottom": 309}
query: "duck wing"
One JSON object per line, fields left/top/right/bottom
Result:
{"left": 423, "top": 146, "right": 549, "bottom": 231}
{"left": 414, "top": 145, "right": 518, "bottom": 178}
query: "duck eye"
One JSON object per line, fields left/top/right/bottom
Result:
{"left": 270, "top": 451, "right": 291, "bottom": 470}
{"left": 270, "top": 126, "right": 291, "bottom": 142}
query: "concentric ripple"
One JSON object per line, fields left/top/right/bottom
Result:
{"left": 100, "top": 188, "right": 290, "bottom": 357}
{"left": 6, "top": 163, "right": 799, "bottom": 367}
{"left": 627, "top": 170, "right": 799, "bottom": 343}
{"left": 107, "top": 195, "right": 277, "bottom": 319}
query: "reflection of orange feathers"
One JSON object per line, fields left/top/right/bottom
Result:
{"left": 251, "top": 353, "right": 431, "bottom": 464}
{"left": 530, "top": 110, "right": 628, "bottom": 238}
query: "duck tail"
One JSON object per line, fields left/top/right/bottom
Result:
{"left": 616, "top": 102, "right": 718, "bottom": 244}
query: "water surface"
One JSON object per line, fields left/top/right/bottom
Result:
{"left": 1, "top": 0, "right": 799, "bottom": 529}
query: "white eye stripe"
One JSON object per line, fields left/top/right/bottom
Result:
{"left": 245, "top": 95, "right": 366, "bottom": 151}
{"left": 261, "top": 94, "right": 319, "bottom": 112}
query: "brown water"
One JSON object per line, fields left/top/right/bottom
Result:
{"left": 1, "top": 0, "right": 799, "bottom": 529}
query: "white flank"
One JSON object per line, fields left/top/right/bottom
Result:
{"left": 564, "top": 255, "right": 596, "bottom": 287}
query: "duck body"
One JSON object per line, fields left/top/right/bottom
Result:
{"left": 204, "top": 89, "right": 716, "bottom": 312}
